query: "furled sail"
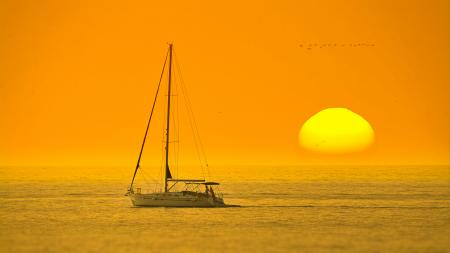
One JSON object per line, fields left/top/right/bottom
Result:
{"left": 166, "top": 166, "right": 172, "bottom": 179}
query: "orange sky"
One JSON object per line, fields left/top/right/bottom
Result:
{"left": 1, "top": 0, "right": 449, "bottom": 166}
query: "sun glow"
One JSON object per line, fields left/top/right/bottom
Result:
{"left": 299, "top": 108, "right": 374, "bottom": 153}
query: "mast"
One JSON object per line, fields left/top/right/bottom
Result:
{"left": 164, "top": 43, "right": 174, "bottom": 192}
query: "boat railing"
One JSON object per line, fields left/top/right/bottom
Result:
{"left": 131, "top": 186, "right": 224, "bottom": 199}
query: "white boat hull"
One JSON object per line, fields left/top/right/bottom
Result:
{"left": 129, "top": 191, "right": 226, "bottom": 207}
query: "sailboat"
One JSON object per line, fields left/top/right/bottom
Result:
{"left": 126, "top": 44, "right": 227, "bottom": 207}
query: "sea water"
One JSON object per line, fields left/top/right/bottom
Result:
{"left": 0, "top": 165, "right": 449, "bottom": 253}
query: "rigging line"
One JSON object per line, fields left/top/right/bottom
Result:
{"left": 177, "top": 78, "right": 181, "bottom": 179}
{"left": 174, "top": 54, "right": 207, "bottom": 178}
{"left": 159, "top": 125, "right": 165, "bottom": 189}
{"left": 173, "top": 52, "right": 210, "bottom": 177}
{"left": 129, "top": 48, "right": 169, "bottom": 192}
{"left": 141, "top": 172, "right": 160, "bottom": 193}
{"left": 177, "top": 71, "right": 181, "bottom": 178}
{"left": 139, "top": 166, "right": 157, "bottom": 182}
{"left": 173, "top": 52, "right": 208, "bottom": 165}
{"left": 170, "top": 70, "right": 178, "bottom": 178}
{"left": 160, "top": 87, "right": 167, "bottom": 188}
{"left": 173, "top": 52, "right": 205, "bottom": 178}
{"left": 159, "top": 57, "right": 170, "bottom": 189}
{"left": 139, "top": 167, "right": 157, "bottom": 186}
{"left": 173, "top": 65, "right": 181, "bottom": 179}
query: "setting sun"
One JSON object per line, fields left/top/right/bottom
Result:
{"left": 299, "top": 108, "right": 374, "bottom": 153}
{"left": 1, "top": 1, "right": 449, "bottom": 252}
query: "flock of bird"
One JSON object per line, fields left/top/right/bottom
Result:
{"left": 299, "top": 43, "right": 376, "bottom": 50}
